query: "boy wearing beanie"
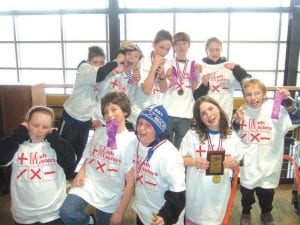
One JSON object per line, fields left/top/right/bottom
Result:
{"left": 132, "top": 104, "right": 186, "bottom": 225}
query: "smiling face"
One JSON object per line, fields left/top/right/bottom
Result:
{"left": 136, "top": 118, "right": 156, "bottom": 146}
{"left": 199, "top": 101, "right": 221, "bottom": 131}
{"left": 124, "top": 50, "right": 140, "bottom": 69}
{"left": 243, "top": 85, "right": 266, "bottom": 109}
{"left": 28, "top": 112, "right": 53, "bottom": 143}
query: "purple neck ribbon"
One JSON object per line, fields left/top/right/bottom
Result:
{"left": 172, "top": 66, "right": 178, "bottom": 87}
{"left": 106, "top": 120, "right": 119, "bottom": 150}
{"left": 190, "top": 60, "right": 197, "bottom": 83}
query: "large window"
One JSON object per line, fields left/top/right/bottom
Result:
{"left": 120, "top": 10, "right": 289, "bottom": 88}
{"left": 0, "top": 13, "right": 108, "bottom": 93}
{"left": 0, "top": 0, "right": 297, "bottom": 94}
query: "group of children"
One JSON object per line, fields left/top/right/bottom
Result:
{"left": 1, "top": 29, "right": 300, "bottom": 225}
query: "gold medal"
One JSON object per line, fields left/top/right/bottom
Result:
{"left": 177, "top": 89, "right": 184, "bottom": 95}
{"left": 212, "top": 175, "right": 221, "bottom": 184}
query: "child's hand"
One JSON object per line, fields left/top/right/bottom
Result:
{"left": 202, "top": 74, "right": 210, "bottom": 86}
{"left": 151, "top": 214, "right": 165, "bottom": 225}
{"left": 133, "top": 68, "right": 141, "bottom": 84}
{"left": 91, "top": 120, "right": 103, "bottom": 130}
{"left": 223, "top": 154, "right": 238, "bottom": 169}
{"left": 194, "top": 157, "right": 209, "bottom": 169}
{"left": 233, "top": 106, "right": 245, "bottom": 123}
{"left": 153, "top": 55, "right": 164, "bottom": 69}
{"left": 195, "top": 63, "right": 202, "bottom": 73}
{"left": 224, "top": 63, "right": 236, "bottom": 70}
{"left": 279, "top": 88, "right": 291, "bottom": 100}
{"left": 165, "top": 68, "right": 172, "bottom": 81}
{"left": 115, "top": 53, "right": 125, "bottom": 65}
{"left": 109, "top": 210, "right": 123, "bottom": 225}
{"left": 72, "top": 167, "right": 85, "bottom": 187}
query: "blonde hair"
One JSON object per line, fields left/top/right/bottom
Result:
{"left": 242, "top": 79, "right": 267, "bottom": 96}
{"left": 25, "top": 106, "right": 54, "bottom": 125}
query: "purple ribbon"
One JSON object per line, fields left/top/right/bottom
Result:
{"left": 271, "top": 90, "right": 283, "bottom": 119}
{"left": 171, "top": 66, "right": 177, "bottom": 87}
{"left": 190, "top": 60, "right": 197, "bottom": 83}
{"left": 106, "top": 120, "right": 119, "bottom": 150}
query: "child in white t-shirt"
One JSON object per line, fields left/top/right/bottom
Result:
{"left": 180, "top": 96, "right": 243, "bottom": 225}
{"left": 0, "top": 106, "right": 76, "bottom": 225}
{"left": 132, "top": 104, "right": 186, "bottom": 225}
{"left": 164, "top": 32, "right": 207, "bottom": 149}
{"left": 193, "top": 37, "right": 251, "bottom": 120}
{"left": 232, "top": 79, "right": 300, "bottom": 225}
{"left": 138, "top": 29, "right": 173, "bottom": 109}
{"left": 60, "top": 92, "right": 137, "bottom": 225}
{"left": 95, "top": 41, "right": 144, "bottom": 127}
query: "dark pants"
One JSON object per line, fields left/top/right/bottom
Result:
{"left": 166, "top": 116, "right": 191, "bottom": 149}
{"left": 240, "top": 185, "right": 274, "bottom": 214}
{"left": 15, "top": 218, "right": 65, "bottom": 225}
{"left": 58, "top": 119, "right": 90, "bottom": 166}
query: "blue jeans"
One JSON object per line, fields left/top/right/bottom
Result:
{"left": 60, "top": 194, "right": 112, "bottom": 225}
{"left": 166, "top": 116, "right": 191, "bottom": 149}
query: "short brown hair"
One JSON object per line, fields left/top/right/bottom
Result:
{"left": 101, "top": 92, "right": 131, "bottom": 118}
{"left": 173, "top": 32, "right": 191, "bottom": 47}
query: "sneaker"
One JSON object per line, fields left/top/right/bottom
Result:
{"left": 240, "top": 214, "right": 252, "bottom": 225}
{"left": 260, "top": 212, "right": 277, "bottom": 225}
{"left": 88, "top": 214, "right": 96, "bottom": 225}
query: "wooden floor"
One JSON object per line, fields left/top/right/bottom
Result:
{"left": 0, "top": 184, "right": 299, "bottom": 225}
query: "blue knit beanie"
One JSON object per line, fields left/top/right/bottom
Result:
{"left": 137, "top": 104, "right": 169, "bottom": 139}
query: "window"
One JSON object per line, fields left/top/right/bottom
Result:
{"left": 0, "top": 0, "right": 295, "bottom": 93}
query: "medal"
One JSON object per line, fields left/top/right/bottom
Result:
{"left": 177, "top": 89, "right": 184, "bottom": 95}
{"left": 212, "top": 175, "right": 221, "bottom": 183}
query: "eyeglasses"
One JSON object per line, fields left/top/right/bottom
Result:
{"left": 244, "top": 92, "right": 263, "bottom": 98}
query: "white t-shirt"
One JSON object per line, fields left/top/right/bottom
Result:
{"left": 92, "top": 71, "right": 142, "bottom": 126}
{"left": 69, "top": 127, "right": 137, "bottom": 213}
{"left": 164, "top": 59, "right": 199, "bottom": 119}
{"left": 237, "top": 100, "right": 294, "bottom": 189}
{"left": 132, "top": 140, "right": 186, "bottom": 225}
{"left": 138, "top": 55, "right": 172, "bottom": 109}
{"left": 8, "top": 141, "right": 66, "bottom": 224}
{"left": 180, "top": 129, "right": 243, "bottom": 225}
{"left": 64, "top": 63, "right": 100, "bottom": 122}
{"left": 201, "top": 62, "right": 238, "bottom": 120}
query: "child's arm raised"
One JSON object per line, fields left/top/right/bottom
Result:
{"left": 0, "top": 124, "right": 28, "bottom": 165}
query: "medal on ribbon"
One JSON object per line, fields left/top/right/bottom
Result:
{"left": 212, "top": 175, "right": 222, "bottom": 184}
{"left": 177, "top": 89, "right": 184, "bottom": 95}
{"left": 173, "top": 59, "right": 188, "bottom": 95}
